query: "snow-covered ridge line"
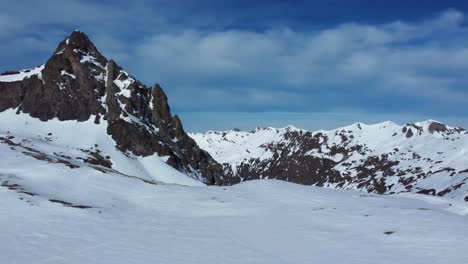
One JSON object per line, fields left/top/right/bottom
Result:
{"left": 0, "top": 64, "right": 45, "bottom": 83}
{"left": 198, "top": 119, "right": 463, "bottom": 135}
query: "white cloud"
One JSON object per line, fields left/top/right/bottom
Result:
{"left": 128, "top": 9, "right": 468, "bottom": 112}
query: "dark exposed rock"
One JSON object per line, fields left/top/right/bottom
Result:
{"left": 0, "top": 81, "right": 24, "bottom": 112}
{"left": 437, "top": 188, "right": 452, "bottom": 196}
{"left": 78, "top": 149, "right": 113, "bottom": 168}
{"left": 416, "top": 189, "right": 436, "bottom": 195}
{"left": 428, "top": 122, "right": 447, "bottom": 133}
{"left": 405, "top": 128, "right": 414, "bottom": 138}
{"left": 49, "top": 199, "right": 92, "bottom": 209}
{"left": 152, "top": 84, "right": 172, "bottom": 124}
{"left": 1, "top": 70, "right": 21, "bottom": 76}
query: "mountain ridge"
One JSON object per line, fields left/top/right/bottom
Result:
{"left": 204, "top": 119, "right": 463, "bottom": 133}
{"left": 190, "top": 119, "right": 468, "bottom": 201}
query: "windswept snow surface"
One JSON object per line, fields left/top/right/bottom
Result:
{"left": 0, "top": 179, "right": 467, "bottom": 264}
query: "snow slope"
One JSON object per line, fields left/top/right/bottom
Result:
{"left": 0, "top": 109, "right": 202, "bottom": 186}
{"left": 0, "top": 65, "right": 45, "bottom": 82}
{"left": 190, "top": 126, "right": 299, "bottom": 166}
{"left": 190, "top": 121, "right": 468, "bottom": 201}
{"left": 0, "top": 177, "right": 467, "bottom": 264}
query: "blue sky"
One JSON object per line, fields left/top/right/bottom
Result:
{"left": 2, "top": 0, "right": 468, "bottom": 131}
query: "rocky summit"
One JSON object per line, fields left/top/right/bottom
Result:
{"left": 0, "top": 30, "right": 223, "bottom": 185}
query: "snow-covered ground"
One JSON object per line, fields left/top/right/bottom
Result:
{"left": 1, "top": 178, "right": 467, "bottom": 264}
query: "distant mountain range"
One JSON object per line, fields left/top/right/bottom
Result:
{"left": 190, "top": 121, "right": 468, "bottom": 201}
{"left": 1, "top": 31, "right": 466, "bottom": 202}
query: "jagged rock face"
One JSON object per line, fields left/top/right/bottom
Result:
{"left": 0, "top": 31, "right": 223, "bottom": 184}
{"left": 16, "top": 32, "right": 107, "bottom": 121}
{"left": 0, "top": 80, "right": 25, "bottom": 112}
{"left": 190, "top": 122, "right": 468, "bottom": 201}
{"left": 220, "top": 130, "right": 344, "bottom": 186}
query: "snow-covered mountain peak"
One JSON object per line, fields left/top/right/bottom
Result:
{"left": 277, "top": 125, "right": 303, "bottom": 131}
{"left": 55, "top": 30, "right": 102, "bottom": 57}
{"left": 414, "top": 119, "right": 442, "bottom": 126}
{"left": 414, "top": 119, "right": 452, "bottom": 131}
{"left": 0, "top": 30, "right": 224, "bottom": 186}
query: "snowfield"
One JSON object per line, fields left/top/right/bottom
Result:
{"left": 1, "top": 179, "right": 467, "bottom": 264}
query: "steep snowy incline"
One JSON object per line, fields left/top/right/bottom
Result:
{"left": 0, "top": 109, "right": 202, "bottom": 186}
{"left": 191, "top": 126, "right": 299, "bottom": 165}
{"left": 190, "top": 121, "right": 468, "bottom": 201}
